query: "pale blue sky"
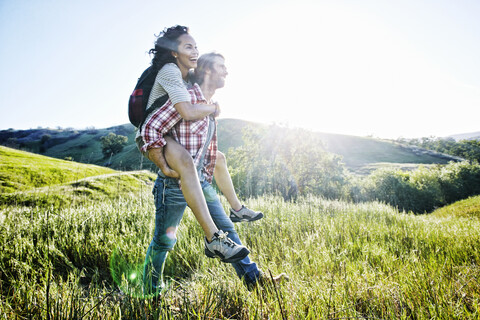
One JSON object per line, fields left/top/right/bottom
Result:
{"left": 1, "top": 0, "right": 479, "bottom": 138}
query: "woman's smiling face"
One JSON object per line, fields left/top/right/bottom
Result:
{"left": 174, "top": 34, "right": 199, "bottom": 74}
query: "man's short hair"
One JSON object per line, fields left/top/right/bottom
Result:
{"left": 194, "top": 52, "right": 224, "bottom": 85}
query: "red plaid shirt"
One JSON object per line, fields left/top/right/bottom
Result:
{"left": 140, "top": 83, "right": 218, "bottom": 183}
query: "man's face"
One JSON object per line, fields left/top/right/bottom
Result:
{"left": 210, "top": 57, "right": 228, "bottom": 89}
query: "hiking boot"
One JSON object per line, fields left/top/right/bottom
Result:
{"left": 229, "top": 205, "right": 264, "bottom": 223}
{"left": 204, "top": 230, "right": 250, "bottom": 263}
{"left": 247, "top": 271, "right": 289, "bottom": 291}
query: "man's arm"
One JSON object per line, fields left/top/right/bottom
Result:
{"left": 147, "top": 147, "right": 180, "bottom": 178}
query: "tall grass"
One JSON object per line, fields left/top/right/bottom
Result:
{"left": 1, "top": 189, "right": 479, "bottom": 319}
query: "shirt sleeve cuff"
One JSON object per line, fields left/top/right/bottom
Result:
{"left": 141, "top": 137, "right": 167, "bottom": 152}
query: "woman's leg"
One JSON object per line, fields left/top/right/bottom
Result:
{"left": 213, "top": 151, "right": 242, "bottom": 211}
{"left": 163, "top": 136, "right": 218, "bottom": 241}
{"left": 147, "top": 136, "right": 250, "bottom": 263}
{"left": 214, "top": 151, "right": 264, "bottom": 222}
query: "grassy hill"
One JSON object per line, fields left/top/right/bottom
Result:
{"left": 0, "top": 146, "right": 156, "bottom": 207}
{"left": 432, "top": 195, "right": 480, "bottom": 219}
{"left": 218, "top": 119, "right": 454, "bottom": 174}
{"left": 0, "top": 145, "right": 116, "bottom": 193}
{"left": 1, "top": 120, "right": 457, "bottom": 174}
{"left": 311, "top": 131, "right": 451, "bottom": 173}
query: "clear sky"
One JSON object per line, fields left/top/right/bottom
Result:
{"left": 1, "top": 0, "right": 479, "bottom": 138}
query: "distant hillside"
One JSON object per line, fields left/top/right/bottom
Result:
{"left": 447, "top": 131, "right": 480, "bottom": 141}
{"left": 310, "top": 132, "right": 456, "bottom": 173}
{"left": 0, "top": 124, "right": 153, "bottom": 171}
{"left": 0, "top": 120, "right": 461, "bottom": 174}
{"left": 218, "top": 120, "right": 458, "bottom": 174}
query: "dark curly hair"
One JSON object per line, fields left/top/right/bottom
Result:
{"left": 149, "top": 25, "right": 189, "bottom": 72}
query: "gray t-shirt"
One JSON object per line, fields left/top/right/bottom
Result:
{"left": 147, "top": 63, "right": 191, "bottom": 108}
{"left": 136, "top": 63, "right": 192, "bottom": 141}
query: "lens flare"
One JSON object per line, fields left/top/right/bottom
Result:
{"left": 109, "top": 248, "right": 148, "bottom": 298}
{"left": 166, "top": 226, "right": 177, "bottom": 240}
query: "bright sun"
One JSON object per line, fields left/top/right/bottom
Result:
{"left": 214, "top": 2, "right": 477, "bottom": 138}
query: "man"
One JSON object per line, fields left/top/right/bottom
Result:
{"left": 141, "top": 53, "right": 286, "bottom": 294}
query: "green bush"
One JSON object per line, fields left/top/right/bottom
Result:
{"left": 362, "top": 169, "right": 419, "bottom": 212}
{"left": 223, "top": 126, "right": 480, "bottom": 213}
{"left": 359, "top": 161, "right": 480, "bottom": 213}
{"left": 438, "top": 161, "right": 480, "bottom": 203}
{"left": 100, "top": 133, "right": 128, "bottom": 158}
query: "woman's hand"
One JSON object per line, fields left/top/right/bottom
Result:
{"left": 212, "top": 102, "right": 221, "bottom": 118}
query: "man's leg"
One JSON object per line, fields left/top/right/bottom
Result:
{"left": 202, "top": 182, "right": 261, "bottom": 285}
{"left": 143, "top": 175, "right": 187, "bottom": 295}
{"left": 214, "top": 151, "right": 264, "bottom": 223}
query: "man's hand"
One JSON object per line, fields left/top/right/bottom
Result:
{"left": 147, "top": 147, "right": 180, "bottom": 178}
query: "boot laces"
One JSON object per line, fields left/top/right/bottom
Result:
{"left": 217, "top": 232, "right": 236, "bottom": 247}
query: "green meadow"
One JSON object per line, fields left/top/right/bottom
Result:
{"left": 1, "top": 146, "right": 479, "bottom": 319}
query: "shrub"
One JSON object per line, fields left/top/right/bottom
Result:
{"left": 438, "top": 161, "right": 480, "bottom": 203}
{"left": 408, "top": 166, "right": 443, "bottom": 212}
{"left": 360, "top": 161, "right": 480, "bottom": 213}
{"left": 100, "top": 133, "right": 128, "bottom": 158}
{"left": 362, "top": 169, "right": 418, "bottom": 212}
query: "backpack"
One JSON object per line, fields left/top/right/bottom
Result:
{"left": 128, "top": 66, "right": 169, "bottom": 127}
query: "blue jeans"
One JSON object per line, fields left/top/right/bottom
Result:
{"left": 143, "top": 174, "right": 260, "bottom": 294}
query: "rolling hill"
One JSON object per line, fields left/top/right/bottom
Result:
{"left": 0, "top": 145, "right": 156, "bottom": 207}
{"left": 0, "top": 119, "right": 461, "bottom": 174}
{"left": 0, "top": 145, "right": 116, "bottom": 193}
{"left": 432, "top": 195, "right": 480, "bottom": 219}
